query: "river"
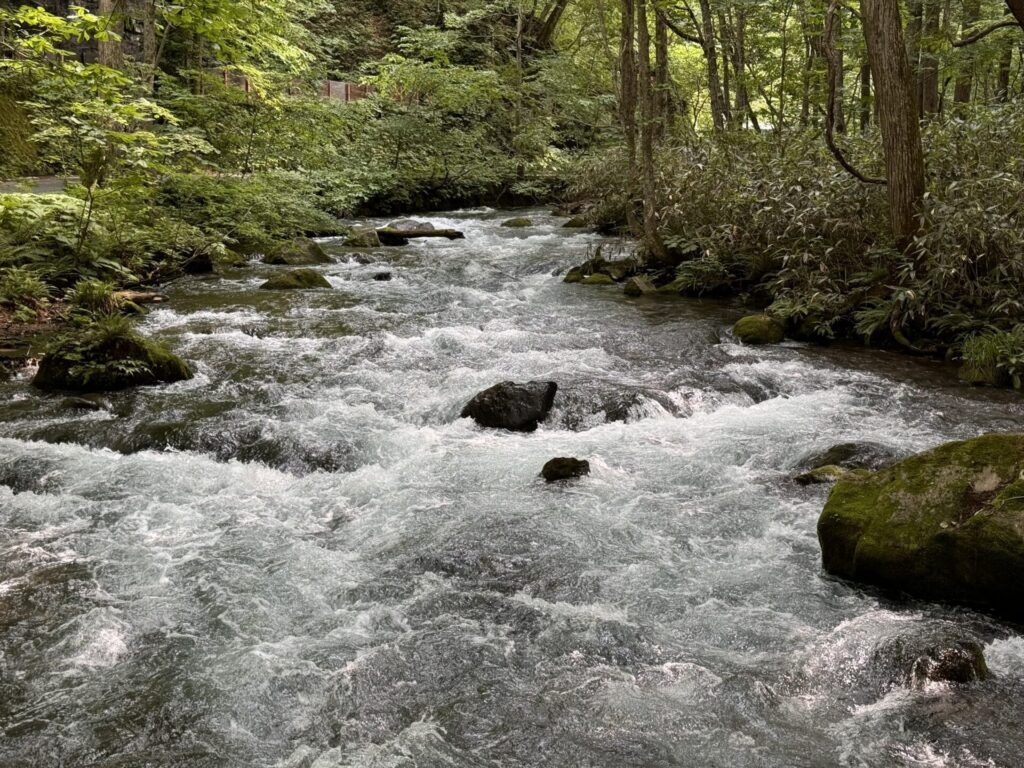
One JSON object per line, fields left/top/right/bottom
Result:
{"left": 1, "top": 209, "right": 1023, "bottom": 767}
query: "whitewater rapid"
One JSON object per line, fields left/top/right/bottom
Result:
{"left": 1, "top": 209, "right": 1023, "bottom": 767}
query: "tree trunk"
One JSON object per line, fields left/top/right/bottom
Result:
{"left": 954, "top": 0, "right": 982, "bottom": 104}
{"left": 637, "top": 0, "right": 670, "bottom": 264}
{"left": 97, "top": 0, "right": 123, "bottom": 69}
{"left": 919, "top": 0, "right": 941, "bottom": 115}
{"left": 1006, "top": 0, "right": 1024, "bottom": 29}
{"left": 860, "top": 62, "right": 872, "bottom": 130}
{"left": 906, "top": 0, "right": 923, "bottom": 112}
{"left": 698, "top": 0, "right": 728, "bottom": 131}
{"left": 654, "top": 12, "right": 672, "bottom": 136}
{"left": 997, "top": 40, "right": 1013, "bottom": 101}
{"left": 861, "top": 0, "right": 927, "bottom": 249}
{"left": 620, "top": 0, "right": 638, "bottom": 168}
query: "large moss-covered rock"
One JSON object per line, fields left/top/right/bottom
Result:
{"left": 623, "top": 276, "right": 656, "bottom": 296}
{"left": 33, "top": 326, "right": 193, "bottom": 393}
{"left": 818, "top": 433, "right": 1024, "bottom": 618}
{"left": 259, "top": 269, "right": 332, "bottom": 291}
{"left": 563, "top": 216, "right": 588, "bottom": 228}
{"left": 344, "top": 229, "right": 381, "bottom": 248}
{"left": 261, "top": 238, "right": 332, "bottom": 266}
{"left": 502, "top": 217, "right": 533, "bottom": 228}
{"left": 733, "top": 315, "right": 785, "bottom": 345}
{"left": 582, "top": 274, "right": 615, "bottom": 286}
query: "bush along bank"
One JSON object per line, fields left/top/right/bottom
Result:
{"left": 562, "top": 108, "right": 1024, "bottom": 390}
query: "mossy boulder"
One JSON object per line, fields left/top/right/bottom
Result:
{"left": 563, "top": 267, "right": 585, "bottom": 284}
{"left": 261, "top": 238, "right": 332, "bottom": 266}
{"left": 733, "top": 315, "right": 785, "bottom": 345}
{"left": 623, "top": 276, "right": 656, "bottom": 297}
{"left": 563, "top": 216, "right": 588, "bottom": 228}
{"left": 344, "top": 229, "right": 381, "bottom": 248}
{"left": 582, "top": 274, "right": 616, "bottom": 286}
{"left": 33, "top": 326, "right": 193, "bottom": 393}
{"left": 502, "top": 217, "right": 533, "bottom": 228}
{"left": 259, "top": 269, "right": 332, "bottom": 291}
{"left": 818, "top": 433, "right": 1024, "bottom": 618}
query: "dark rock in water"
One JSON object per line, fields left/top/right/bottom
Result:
{"left": 373, "top": 272, "right": 393, "bottom": 282}
{"left": 61, "top": 396, "right": 108, "bottom": 412}
{"left": 461, "top": 381, "right": 558, "bottom": 432}
{"left": 799, "top": 441, "right": 900, "bottom": 472}
{"left": 344, "top": 229, "right": 381, "bottom": 248}
{"left": 377, "top": 227, "right": 465, "bottom": 247}
{"left": 261, "top": 238, "right": 332, "bottom": 266}
{"left": 33, "top": 329, "right": 192, "bottom": 393}
{"left": 350, "top": 253, "right": 376, "bottom": 265}
{"left": 182, "top": 250, "right": 215, "bottom": 274}
{"left": 542, "top": 458, "right": 591, "bottom": 482}
{"left": 910, "top": 641, "right": 989, "bottom": 686}
{"left": 733, "top": 315, "right": 785, "bottom": 345}
{"left": 502, "top": 217, "right": 533, "bottom": 228}
{"left": 818, "top": 433, "right": 1024, "bottom": 618}
{"left": 259, "top": 269, "right": 332, "bottom": 291}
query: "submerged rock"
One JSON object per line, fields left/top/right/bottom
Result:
{"left": 541, "top": 458, "right": 591, "bottom": 482}
{"left": 502, "top": 217, "right": 533, "bottom": 228}
{"left": 733, "top": 315, "right": 785, "bottom": 345}
{"left": 818, "top": 433, "right": 1024, "bottom": 618}
{"left": 33, "top": 328, "right": 193, "bottom": 393}
{"left": 262, "top": 238, "right": 332, "bottom": 266}
{"left": 259, "top": 269, "right": 332, "bottom": 290}
{"left": 910, "top": 641, "right": 989, "bottom": 687}
{"left": 795, "top": 465, "right": 869, "bottom": 486}
{"left": 373, "top": 272, "right": 393, "bottom": 282}
{"left": 623, "top": 276, "right": 656, "bottom": 296}
{"left": 461, "top": 381, "right": 558, "bottom": 432}
{"left": 799, "top": 442, "right": 900, "bottom": 472}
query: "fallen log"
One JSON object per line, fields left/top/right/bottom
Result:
{"left": 376, "top": 228, "right": 465, "bottom": 247}
{"left": 115, "top": 291, "right": 168, "bottom": 305}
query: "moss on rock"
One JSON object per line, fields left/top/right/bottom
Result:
{"left": 563, "top": 216, "right": 588, "bottom": 228}
{"left": 344, "top": 229, "right": 381, "bottom": 248}
{"left": 582, "top": 274, "right": 616, "bottom": 286}
{"left": 33, "top": 322, "right": 193, "bottom": 393}
{"left": 259, "top": 269, "right": 332, "bottom": 291}
{"left": 818, "top": 433, "right": 1024, "bottom": 618}
{"left": 262, "top": 238, "right": 332, "bottom": 266}
{"left": 501, "top": 217, "right": 533, "bottom": 228}
{"left": 734, "top": 315, "right": 785, "bottom": 345}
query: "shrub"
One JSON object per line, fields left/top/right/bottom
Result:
{"left": 0, "top": 266, "right": 50, "bottom": 319}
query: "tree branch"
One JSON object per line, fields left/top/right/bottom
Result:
{"left": 953, "top": 17, "right": 1019, "bottom": 47}
{"left": 823, "top": 0, "right": 886, "bottom": 185}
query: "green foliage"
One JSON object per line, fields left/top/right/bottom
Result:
{"left": 0, "top": 267, "right": 50, "bottom": 320}
{"left": 66, "top": 279, "right": 121, "bottom": 319}
{"left": 961, "top": 327, "right": 1024, "bottom": 389}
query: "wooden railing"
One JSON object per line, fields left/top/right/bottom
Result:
{"left": 215, "top": 70, "right": 372, "bottom": 103}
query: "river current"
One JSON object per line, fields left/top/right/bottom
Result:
{"left": 1, "top": 210, "right": 1024, "bottom": 767}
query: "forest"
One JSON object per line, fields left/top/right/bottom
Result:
{"left": 4, "top": 2, "right": 1024, "bottom": 766}
{"left": 0, "top": 0, "right": 1023, "bottom": 380}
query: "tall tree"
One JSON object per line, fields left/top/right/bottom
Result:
{"left": 861, "top": 0, "right": 927, "bottom": 248}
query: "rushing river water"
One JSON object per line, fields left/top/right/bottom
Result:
{"left": 2, "top": 210, "right": 1024, "bottom": 767}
